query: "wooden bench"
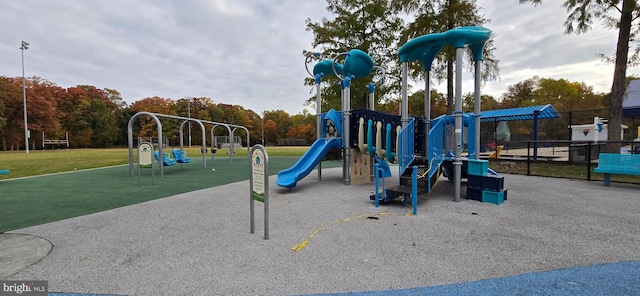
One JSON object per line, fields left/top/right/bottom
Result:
{"left": 593, "top": 153, "right": 640, "bottom": 186}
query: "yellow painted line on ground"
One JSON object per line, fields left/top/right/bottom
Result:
{"left": 291, "top": 211, "right": 413, "bottom": 252}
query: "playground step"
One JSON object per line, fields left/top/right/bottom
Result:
{"left": 385, "top": 185, "right": 430, "bottom": 196}
{"left": 399, "top": 162, "right": 430, "bottom": 188}
{"left": 400, "top": 156, "right": 429, "bottom": 175}
{"left": 400, "top": 174, "right": 430, "bottom": 188}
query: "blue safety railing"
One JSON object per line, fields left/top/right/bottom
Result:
{"left": 398, "top": 118, "right": 415, "bottom": 175}
{"left": 428, "top": 117, "right": 445, "bottom": 180}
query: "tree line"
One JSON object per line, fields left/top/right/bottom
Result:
{"left": 0, "top": 76, "right": 322, "bottom": 150}
{"left": 1, "top": 73, "right": 623, "bottom": 151}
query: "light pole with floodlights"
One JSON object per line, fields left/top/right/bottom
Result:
{"left": 188, "top": 97, "right": 192, "bottom": 147}
{"left": 20, "top": 41, "right": 30, "bottom": 154}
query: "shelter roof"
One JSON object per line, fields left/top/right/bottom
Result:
{"left": 475, "top": 104, "right": 560, "bottom": 122}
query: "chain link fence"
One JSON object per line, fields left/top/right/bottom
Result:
{"left": 481, "top": 140, "right": 640, "bottom": 185}
{"left": 473, "top": 108, "right": 640, "bottom": 185}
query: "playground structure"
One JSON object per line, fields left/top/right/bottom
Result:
{"left": 277, "top": 26, "right": 503, "bottom": 209}
{"left": 127, "top": 112, "right": 249, "bottom": 177}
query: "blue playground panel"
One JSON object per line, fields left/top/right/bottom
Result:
{"left": 312, "top": 59, "right": 343, "bottom": 77}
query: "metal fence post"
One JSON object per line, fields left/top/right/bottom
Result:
{"left": 527, "top": 141, "right": 531, "bottom": 175}
{"left": 587, "top": 141, "right": 592, "bottom": 181}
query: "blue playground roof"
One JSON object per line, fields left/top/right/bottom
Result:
{"left": 476, "top": 104, "right": 560, "bottom": 122}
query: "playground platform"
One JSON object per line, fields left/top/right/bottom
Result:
{"left": 1, "top": 167, "right": 639, "bottom": 295}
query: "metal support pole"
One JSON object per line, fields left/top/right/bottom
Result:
{"left": 533, "top": 110, "right": 540, "bottom": 160}
{"left": 21, "top": 41, "right": 29, "bottom": 154}
{"left": 412, "top": 166, "right": 418, "bottom": 215}
{"left": 454, "top": 47, "right": 464, "bottom": 202}
{"left": 375, "top": 163, "right": 380, "bottom": 208}
{"left": 368, "top": 82, "right": 375, "bottom": 180}
{"left": 474, "top": 60, "right": 482, "bottom": 160}
{"left": 316, "top": 76, "right": 322, "bottom": 181}
{"left": 343, "top": 76, "right": 353, "bottom": 186}
{"left": 368, "top": 83, "right": 375, "bottom": 111}
{"left": 527, "top": 141, "right": 531, "bottom": 175}
{"left": 188, "top": 98, "right": 192, "bottom": 147}
{"left": 424, "top": 71, "right": 431, "bottom": 157}
{"left": 401, "top": 62, "right": 409, "bottom": 128}
{"left": 587, "top": 141, "right": 592, "bottom": 180}
{"left": 341, "top": 81, "right": 347, "bottom": 182}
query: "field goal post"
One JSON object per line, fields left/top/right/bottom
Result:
{"left": 43, "top": 132, "right": 69, "bottom": 149}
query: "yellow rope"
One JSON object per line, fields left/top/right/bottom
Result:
{"left": 291, "top": 211, "right": 413, "bottom": 252}
{"left": 415, "top": 157, "right": 441, "bottom": 188}
{"left": 418, "top": 157, "right": 437, "bottom": 179}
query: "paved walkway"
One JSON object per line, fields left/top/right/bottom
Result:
{"left": 1, "top": 167, "right": 639, "bottom": 295}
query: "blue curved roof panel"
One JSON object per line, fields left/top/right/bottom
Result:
{"left": 473, "top": 104, "right": 560, "bottom": 122}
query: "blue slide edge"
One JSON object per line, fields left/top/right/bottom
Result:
{"left": 277, "top": 138, "right": 341, "bottom": 189}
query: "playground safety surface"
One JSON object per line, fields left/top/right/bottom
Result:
{"left": 2, "top": 166, "right": 639, "bottom": 295}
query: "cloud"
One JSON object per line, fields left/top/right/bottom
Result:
{"left": 1, "top": 0, "right": 638, "bottom": 117}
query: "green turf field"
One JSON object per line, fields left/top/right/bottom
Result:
{"left": 0, "top": 147, "right": 311, "bottom": 180}
{"left": 0, "top": 148, "right": 341, "bottom": 233}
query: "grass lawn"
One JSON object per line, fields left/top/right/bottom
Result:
{"left": 0, "top": 146, "right": 311, "bottom": 180}
{"left": 0, "top": 147, "right": 339, "bottom": 233}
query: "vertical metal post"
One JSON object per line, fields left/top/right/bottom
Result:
{"left": 368, "top": 82, "right": 375, "bottom": 111}
{"left": 249, "top": 145, "right": 269, "bottom": 240}
{"left": 527, "top": 141, "right": 531, "bottom": 175}
{"left": 21, "top": 41, "right": 29, "bottom": 154}
{"left": 568, "top": 111, "right": 573, "bottom": 141}
{"left": 412, "top": 166, "right": 418, "bottom": 215}
{"left": 453, "top": 47, "right": 464, "bottom": 202}
{"left": 341, "top": 80, "right": 347, "bottom": 181}
{"left": 188, "top": 98, "right": 192, "bottom": 147}
{"left": 587, "top": 141, "right": 592, "bottom": 181}
{"left": 374, "top": 163, "right": 380, "bottom": 208}
{"left": 494, "top": 118, "right": 498, "bottom": 151}
{"left": 474, "top": 60, "right": 482, "bottom": 160}
{"left": 533, "top": 110, "right": 540, "bottom": 160}
{"left": 344, "top": 76, "right": 353, "bottom": 186}
{"left": 401, "top": 62, "right": 409, "bottom": 127}
{"left": 424, "top": 71, "right": 431, "bottom": 157}
{"left": 264, "top": 155, "right": 269, "bottom": 240}
{"left": 316, "top": 75, "right": 323, "bottom": 181}
{"left": 369, "top": 82, "right": 375, "bottom": 180}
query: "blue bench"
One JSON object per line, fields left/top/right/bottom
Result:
{"left": 593, "top": 153, "right": 640, "bottom": 186}
{"left": 0, "top": 169, "right": 9, "bottom": 175}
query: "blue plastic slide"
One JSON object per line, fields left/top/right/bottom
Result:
{"left": 277, "top": 137, "right": 342, "bottom": 189}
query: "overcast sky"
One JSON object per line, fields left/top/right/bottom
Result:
{"left": 1, "top": 0, "right": 637, "bottom": 115}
